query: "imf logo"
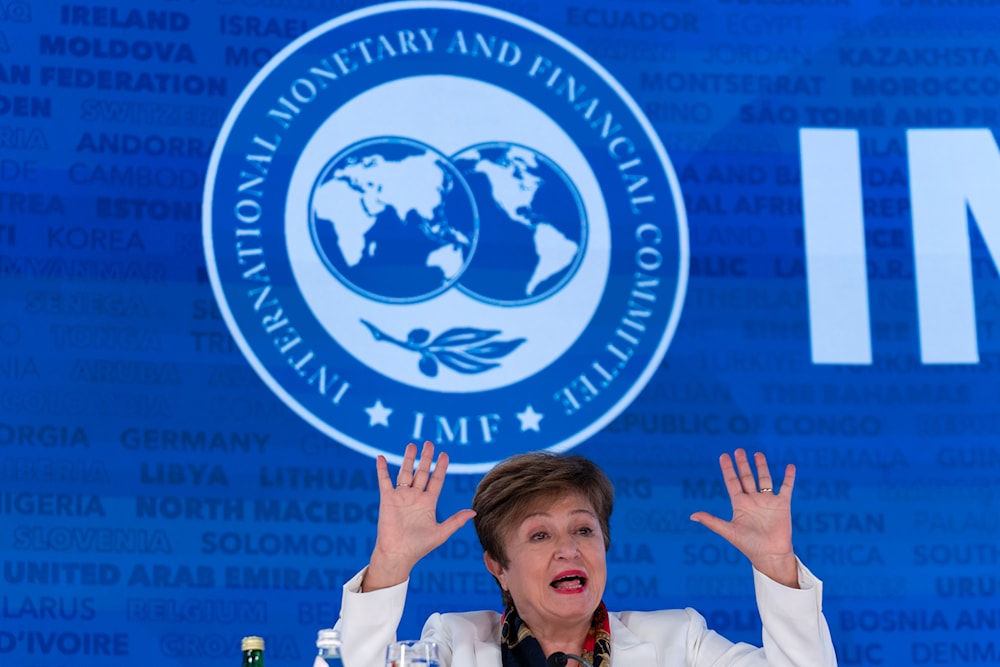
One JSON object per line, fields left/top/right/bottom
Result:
{"left": 203, "top": 1, "right": 688, "bottom": 471}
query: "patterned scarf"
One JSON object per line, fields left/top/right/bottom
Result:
{"left": 500, "top": 602, "right": 611, "bottom": 667}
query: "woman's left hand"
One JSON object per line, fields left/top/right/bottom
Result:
{"left": 690, "top": 448, "right": 799, "bottom": 588}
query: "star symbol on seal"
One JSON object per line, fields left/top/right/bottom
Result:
{"left": 516, "top": 405, "right": 543, "bottom": 432}
{"left": 365, "top": 399, "right": 392, "bottom": 427}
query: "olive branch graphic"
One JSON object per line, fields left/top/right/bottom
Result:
{"left": 361, "top": 320, "right": 526, "bottom": 377}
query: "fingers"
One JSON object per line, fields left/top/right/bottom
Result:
{"left": 395, "top": 442, "right": 419, "bottom": 488}
{"left": 689, "top": 511, "right": 733, "bottom": 542}
{"left": 410, "top": 441, "right": 435, "bottom": 490}
{"left": 778, "top": 463, "right": 796, "bottom": 496}
{"left": 375, "top": 455, "right": 394, "bottom": 494}
{"left": 721, "top": 449, "right": 784, "bottom": 495}
{"left": 733, "top": 448, "right": 757, "bottom": 494}
{"left": 439, "top": 508, "right": 477, "bottom": 539}
{"left": 718, "top": 452, "right": 743, "bottom": 498}
{"left": 755, "top": 451, "right": 773, "bottom": 493}
{"left": 425, "top": 449, "right": 450, "bottom": 495}
{"left": 392, "top": 442, "right": 449, "bottom": 494}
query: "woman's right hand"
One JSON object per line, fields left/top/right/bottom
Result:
{"left": 362, "top": 441, "right": 476, "bottom": 592}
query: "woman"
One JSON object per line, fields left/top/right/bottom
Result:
{"left": 336, "top": 441, "right": 837, "bottom": 666}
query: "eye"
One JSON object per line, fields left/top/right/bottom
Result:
{"left": 530, "top": 531, "right": 548, "bottom": 542}
{"left": 577, "top": 526, "right": 594, "bottom": 536}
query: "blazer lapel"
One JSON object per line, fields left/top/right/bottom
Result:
{"left": 474, "top": 630, "right": 502, "bottom": 667}
{"left": 609, "top": 614, "right": 658, "bottom": 666}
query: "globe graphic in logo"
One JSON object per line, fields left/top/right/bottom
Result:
{"left": 310, "top": 137, "right": 478, "bottom": 303}
{"left": 452, "top": 143, "right": 586, "bottom": 306}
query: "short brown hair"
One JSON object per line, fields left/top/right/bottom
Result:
{"left": 472, "top": 452, "right": 614, "bottom": 605}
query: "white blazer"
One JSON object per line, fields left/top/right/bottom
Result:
{"left": 336, "top": 560, "right": 838, "bottom": 667}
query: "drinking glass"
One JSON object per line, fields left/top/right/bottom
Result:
{"left": 385, "top": 640, "right": 440, "bottom": 667}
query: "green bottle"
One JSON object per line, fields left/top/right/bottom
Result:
{"left": 242, "top": 636, "right": 265, "bottom": 667}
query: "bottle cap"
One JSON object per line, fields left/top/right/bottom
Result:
{"left": 242, "top": 636, "right": 265, "bottom": 651}
{"left": 317, "top": 628, "right": 341, "bottom": 647}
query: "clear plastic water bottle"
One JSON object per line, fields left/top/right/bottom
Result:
{"left": 316, "top": 628, "right": 343, "bottom": 667}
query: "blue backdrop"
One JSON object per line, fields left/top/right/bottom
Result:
{"left": 2, "top": 1, "right": 999, "bottom": 665}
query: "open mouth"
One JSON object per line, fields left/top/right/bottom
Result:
{"left": 550, "top": 573, "right": 587, "bottom": 591}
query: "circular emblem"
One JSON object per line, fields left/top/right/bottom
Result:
{"left": 203, "top": 1, "right": 689, "bottom": 472}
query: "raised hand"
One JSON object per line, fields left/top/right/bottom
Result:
{"left": 362, "top": 441, "right": 476, "bottom": 592}
{"left": 690, "top": 449, "right": 799, "bottom": 588}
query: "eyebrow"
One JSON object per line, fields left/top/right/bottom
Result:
{"left": 521, "top": 508, "right": 597, "bottom": 521}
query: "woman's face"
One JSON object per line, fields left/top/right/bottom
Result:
{"left": 485, "top": 492, "right": 607, "bottom": 633}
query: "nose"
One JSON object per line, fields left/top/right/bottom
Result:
{"left": 554, "top": 533, "right": 581, "bottom": 559}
